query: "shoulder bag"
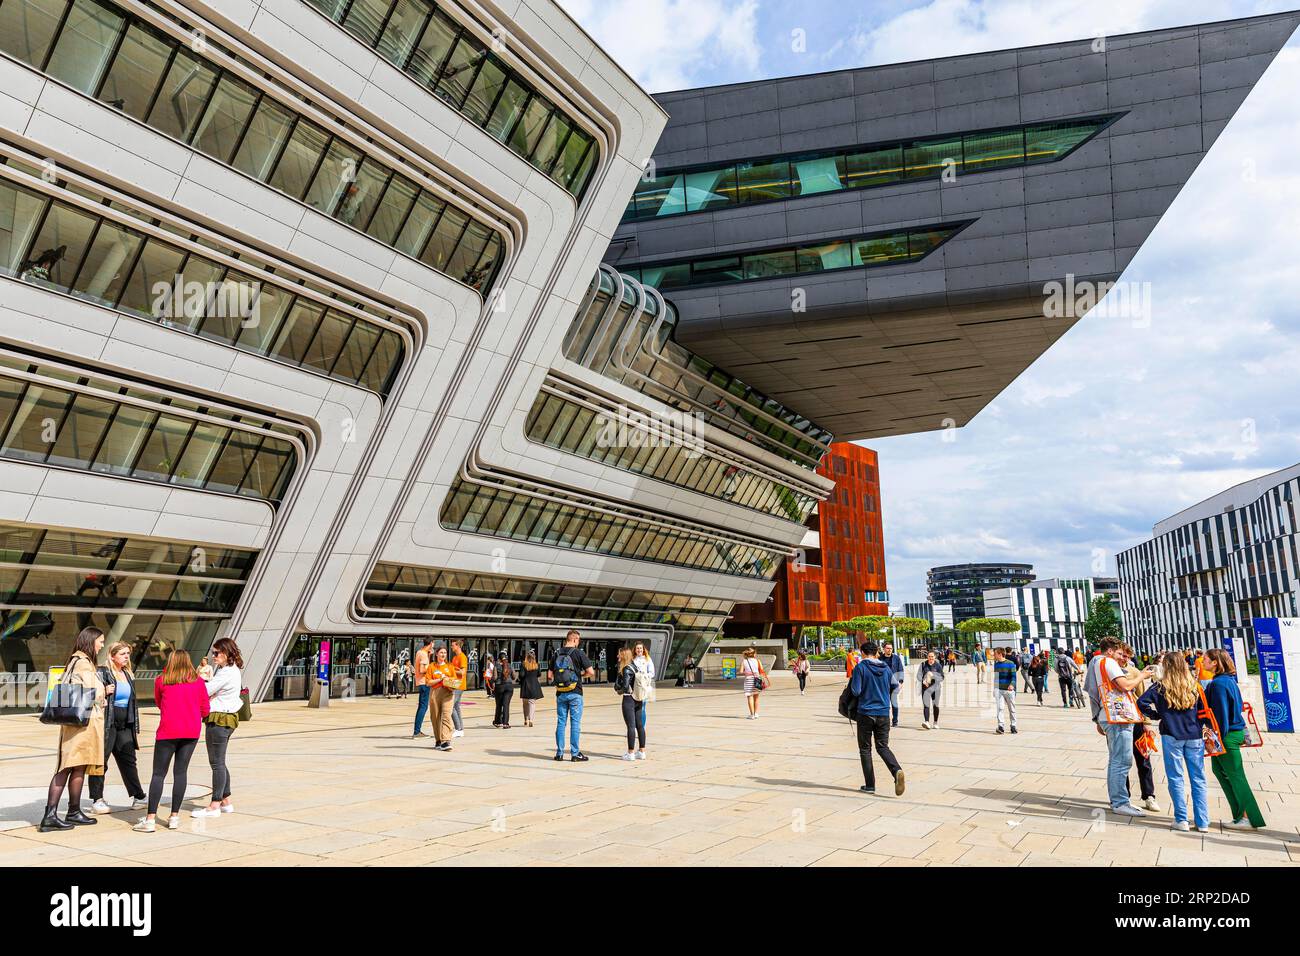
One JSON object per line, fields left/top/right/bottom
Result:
{"left": 40, "top": 656, "right": 96, "bottom": 727}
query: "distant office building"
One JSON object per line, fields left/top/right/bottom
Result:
{"left": 1035, "top": 577, "right": 1122, "bottom": 623}
{"left": 1118, "top": 463, "right": 1300, "bottom": 655}
{"left": 982, "top": 586, "right": 1088, "bottom": 650}
{"left": 728, "top": 443, "right": 887, "bottom": 640}
{"left": 903, "top": 602, "right": 955, "bottom": 630}
{"left": 928, "top": 564, "right": 1036, "bottom": 625}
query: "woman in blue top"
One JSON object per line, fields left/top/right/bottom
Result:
{"left": 88, "top": 641, "right": 145, "bottom": 814}
{"left": 1137, "top": 652, "right": 1209, "bottom": 832}
{"left": 1201, "top": 649, "right": 1265, "bottom": 830}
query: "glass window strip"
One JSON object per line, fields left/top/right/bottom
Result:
{"left": 622, "top": 113, "right": 1123, "bottom": 222}
{"left": 300, "top": 0, "right": 598, "bottom": 198}
{"left": 0, "top": 162, "right": 406, "bottom": 394}
{"left": 2, "top": 0, "right": 505, "bottom": 295}
{"left": 629, "top": 222, "right": 971, "bottom": 292}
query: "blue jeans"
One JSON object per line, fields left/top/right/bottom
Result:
{"left": 555, "top": 692, "right": 584, "bottom": 755}
{"left": 413, "top": 685, "right": 430, "bottom": 735}
{"left": 1163, "top": 736, "right": 1209, "bottom": 828}
{"left": 1103, "top": 722, "right": 1134, "bottom": 809}
{"left": 451, "top": 690, "right": 463, "bottom": 732}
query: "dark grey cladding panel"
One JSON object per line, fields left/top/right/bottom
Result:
{"left": 617, "top": 11, "right": 1300, "bottom": 441}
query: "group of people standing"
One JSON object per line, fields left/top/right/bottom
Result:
{"left": 1086, "top": 636, "right": 1265, "bottom": 830}
{"left": 41, "top": 627, "right": 245, "bottom": 834}
{"left": 409, "top": 630, "right": 656, "bottom": 763}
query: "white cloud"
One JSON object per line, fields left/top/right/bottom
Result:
{"left": 558, "top": 0, "right": 761, "bottom": 91}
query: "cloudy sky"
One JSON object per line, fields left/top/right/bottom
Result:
{"left": 559, "top": 0, "right": 1300, "bottom": 603}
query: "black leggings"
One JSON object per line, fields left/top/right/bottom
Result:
{"left": 796, "top": 673, "right": 807, "bottom": 691}
{"left": 621, "top": 695, "right": 645, "bottom": 750}
{"left": 205, "top": 724, "right": 234, "bottom": 801}
{"left": 494, "top": 688, "right": 514, "bottom": 725}
{"left": 89, "top": 717, "right": 144, "bottom": 802}
{"left": 147, "top": 738, "right": 198, "bottom": 816}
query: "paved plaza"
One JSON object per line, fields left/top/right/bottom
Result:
{"left": 2, "top": 667, "right": 1298, "bottom": 867}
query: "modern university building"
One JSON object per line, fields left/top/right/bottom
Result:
{"left": 0, "top": 0, "right": 1295, "bottom": 704}
{"left": 1118, "top": 463, "right": 1300, "bottom": 656}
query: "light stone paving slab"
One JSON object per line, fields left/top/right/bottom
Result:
{"left": 2, "top": 669, "right": 1297, "bottom": 867}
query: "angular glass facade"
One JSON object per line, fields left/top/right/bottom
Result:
{"left": 628, "top": 222, "right": 971, "bottom": 291}
{"left": 301, "top": 0, "right": 598, "bottom": 198}
{"left": 0, "top": 0, "right": 505, "bottom": 293}
{"left": 0, "top": 522, "right": 258, "bottom": 701}
{"left": 623, "top": 114, "right": 1122, "bottom": 221}
{"left": 563, "top": 269, "right": 832, "bottom": 468}
{"left": 440, "top": 475, "right": 785, "bottom": 578}
{"left": 526, "top": 380, "right": 817, "bottom": 522}
{"left": 0, "top": 157, "right": 406, "bottom": 394}
{"left": 0, "top": 353, "right": 301, "bottom": 502}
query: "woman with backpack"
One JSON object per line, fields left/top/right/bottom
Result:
{"left": 518, "top": 651, "right": 543, "bottom": 727}
{"left": 40, "top": 626, "right": 108, "bottom": 832}
{"left": 741, "top": 647, "right": 766, "bottom": 719}
{"left": 631, "top": 641, "right": 655, "bottom": 742}
{"left": 1201, "top": 648, "right": 1265, "bottom": 830}
{"left": 615, "top": 648, "right": 645, "bottom": 761}
{"left": 493, "top": 653, "right": 515, "bottom": 728}
{"left": 1137, "top": 651, "right": 1210, "bottom": 832}
{"left": 193, "top": 638, "right": 243, "bottom": 819}
{"left": 134, "top": 651, "right": 209, "bottom": 832}
{"left": 89, "top": 641, "right": 145, "bottom": 815}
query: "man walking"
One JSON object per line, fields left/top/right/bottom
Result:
{"left": 993, "top": 648, "right": 1018, "bottom": 734}
{"left": 412, "top": 638, "right": 433, "bottom": 738}
{"left": 449, "top": 639, "right": 468, "bottom": 739}
{"left": 881, "top": 641, "right": 904, "bottom": 726}
{"left": 1055, "top": 647, "right": 1079, "bottom": 707}
{"left": 848, "top": 640, "right": 905, "bottom": 796}
{"left": 548, "top": 629, "right": 595, "bottom": 761}
{"left": 1084, "top": 636, "right": 1155, "bottom": 817}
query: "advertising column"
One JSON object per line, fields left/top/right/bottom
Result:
{"left": 1251, "top": 618, "right": 1300, "bottom": 732}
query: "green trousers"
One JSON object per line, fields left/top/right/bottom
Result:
{"left": 1210, "top": 730, "right": 1266, "bottom": 827}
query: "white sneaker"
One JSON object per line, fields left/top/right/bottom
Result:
{"left": 90, "top": 800, "right": 111, "bottom": 814}
{"left": 1111, "top": 804, "right": 1145, "bottom": 817}
{"left": 932, "top": 722, "right": 939, "bottom": 730}
{"left": 220, "top": 804, "right": 234, "bottom": 814}
{"left": 635, "top": 751, "right": 646, "bottom": 760}
{"left": 921, "top": 721, "right": 930, "bottom": 729}
{"left": 132, "top": 818, "right": 155, "bottom": 833}
{"left": 622, "top": 752, "right": 636, "bottom": 761}
{"left": 167, "top": 815, "right": 180, "bottom": 830}
{"left": 1197, "top": 825, "right": 1211, "bottom": 833}
{"left": 1171, "top": 820, "right": 1190, "bottom": 832}
{"left": 191, "top": 807, "right": 222, "bottom": 818}
{"left": 1142, "top": 796, "right": 1161, "bottom": 812}
{"left": 453, "top": 730, "right": 464, "bottom": 738}
{"left": 1223, "top": 818, "right": 1256, "bottom": 831}
{"left": 130, "top": 798, "right": 147, "bottom": 811}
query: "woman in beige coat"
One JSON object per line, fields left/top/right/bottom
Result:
{"left": 41, "top": 626, "right": 108, "bottom": 832}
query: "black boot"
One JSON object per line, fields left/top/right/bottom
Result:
{"left": 64, "top": 807, "right": 98, "bottom": 826}
{"left": 38, "top": 806, "right": 73, "bottom": 832}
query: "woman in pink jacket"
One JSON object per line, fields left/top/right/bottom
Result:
{"left": 134, "top": 651, "right": 209, "bottom": 833}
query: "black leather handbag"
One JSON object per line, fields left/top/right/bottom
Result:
{"left": 39, "top": 662, "right": 95, "bottom": 727}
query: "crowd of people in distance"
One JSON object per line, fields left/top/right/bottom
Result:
{"left": 38, "top": 623, "right": 1268, "bottom": 842}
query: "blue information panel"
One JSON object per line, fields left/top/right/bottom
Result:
{"left": 1251, "top": 618, "right": 1298, "bottom": 733}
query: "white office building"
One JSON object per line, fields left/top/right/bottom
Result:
{"left": 1118, "top": 463, "right": 1300, "bottom": 655}
{"left": 982, "top": 585, "right": 1088, "bottom": 650}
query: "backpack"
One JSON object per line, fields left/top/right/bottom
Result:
{"left": 553, "top": 651, "right": 581, "bottom": 692}
{"left": 837, "top": 680, "right": 859, "bottom": 721}
{"left": 632, "top": 669, "right": 653, "bottom": 702}
{"left": 1056, "top": 655, "right": 1075, "bottom": 680}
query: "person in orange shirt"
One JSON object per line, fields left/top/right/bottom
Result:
{"left": 1073, "top": 649, "right": 1085, "bottom": 667}
{"left": 845, "top": 647, "right": 862, "bottom": 679}
{"left": 1194, "top": 651, "right": 1214, "bottom": 684}
{"left": 449, "top": 639, "right": 468, "bottom": 739}
{"left": 425, "top": 645, "right": 456, "bottom": 751}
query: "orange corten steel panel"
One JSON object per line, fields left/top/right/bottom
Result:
{"left": 731, "top": 442, "right": 887, "bottom": 627}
